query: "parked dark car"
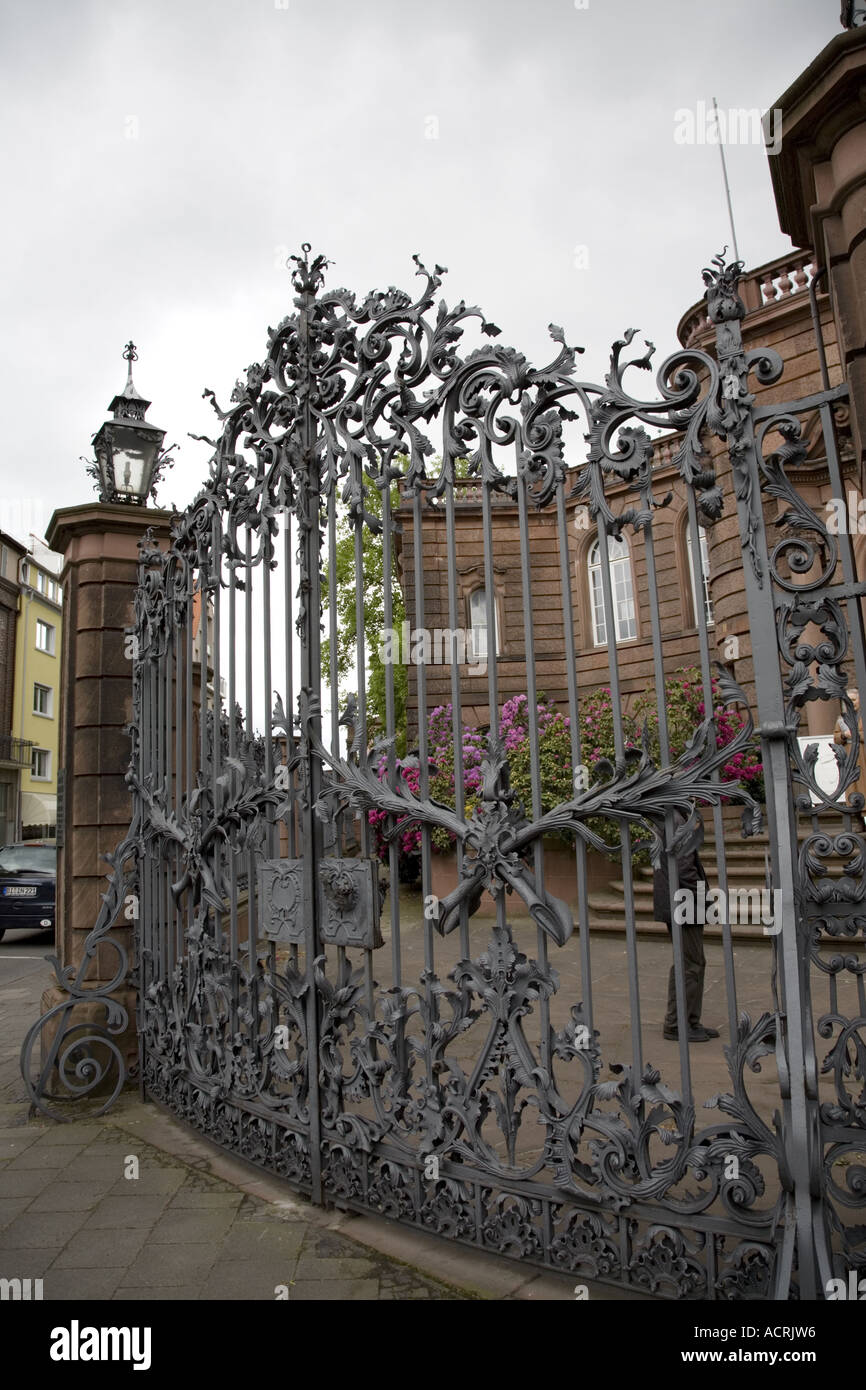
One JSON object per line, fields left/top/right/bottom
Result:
{"left": 0, "top": 842, "right": 56, "bottom": 941}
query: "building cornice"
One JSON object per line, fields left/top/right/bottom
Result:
{"left": 767, "top": 27, "right": 866, "bottom": 248}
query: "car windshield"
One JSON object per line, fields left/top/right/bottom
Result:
{"left": 0, "top": 846, "right": 56, "bottom": 874}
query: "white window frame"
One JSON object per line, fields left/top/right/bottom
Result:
{"left": 31, "top": 747, "right": 51, "bottom": 781}
{"left": 33, "top": 683, "right": 53, "bottom": 717}
{"left": 687, "top": 526, "right": 715, "bottom": 627}
{"left": 35, "top": 619, "right": 55, "bottom": 654}
{"left": 35, "top": 571, "right": 59, "bottom": 603}
{"left": 468, "top": 586, "right": 498, "bottom": 660}
{"left": 589, "top": 535, "right": 637, "bottom": 646}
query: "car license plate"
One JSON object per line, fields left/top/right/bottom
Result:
{"left": 3, "top": 885, "right": 37, "bottom": 896}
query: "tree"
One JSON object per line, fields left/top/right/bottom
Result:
{"left": 321, "top": 461, "right": 408, "bottom": 755}
{"left": 321, "top": 455, "right": 476, "bottom": 758}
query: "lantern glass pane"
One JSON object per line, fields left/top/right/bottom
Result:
{"left": 106, "top": 424, "right": 158, "bottom": 500}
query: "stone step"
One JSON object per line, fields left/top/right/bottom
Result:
{"left": 585, "top": 913, "right": 777, "bottom": 942}
{"left": 590, "top": 876, "right": 778, "bottom": 906}
{"left": 629, "top": 863, "right": 775, "bottom": 886}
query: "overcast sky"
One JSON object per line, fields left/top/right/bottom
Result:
{"left": 0, "top": 0, "right": 841, "bottom": 542}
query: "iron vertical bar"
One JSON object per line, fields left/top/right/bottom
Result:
{"left": 297, "top": 258, "right": 323, "bottom": 1206}
{"left": 327, "top": 464, "right": 347, "bottom": 998}
{"left": 516, "top": 457, "right": 550, "bottom": 1075}
{"left": 685, "top": 486, "right": 738, "bottom": 1044}
{"left": 640, "top": 480, "right": 693, "bottom": 1104}
{"left": 174, "top": 578, "right": 183, "bottom": 968}
{"left": 157, "top": 616, "right": 167, "bottom": 990}
{"left": 480, "top": 465, "right": 501, "bottom": 741}
{"left": 261, "top": 497, "right": 276, "bottom": 1011}
{"left": 137, "top": 615, "right": 151, "bottom": 1099}
{"left": 808, "top": 267, "right": 831, "bottom": 394}
{"left": 709, "top": 266, "right": 829, "bottom": 1298}
{"left": 412, "top": 484, "right": 435, "bottom": 1087}
{"left": 381, "top": 459, "right": 401, "bottom": 988}
{"left": 327, "top": 470, "right": 339, "bottom": 815}
{"left": 555, "top": 480, "right": 593, "bottom": 1030}
{"left": 244, "top": 525, "right": 256, "bottom": 979}
{"left": 185, "top": 591, "right": 193, "bottom": 948}
{"left": 443, "top": 438, "right": 469, "bottom": 963}
{"left": 165, "top": 608, "right": 175, "bottom": 975}
{"left": 594, "top": 519, "right": 643, "bottom": 1084}
{"left": 351, "top": 453, "right": 375, "bottom": 1015}
{"left": 283, "top": 491, "right": 297, "bottom": 871}
{"left": 212, "top": 514, "right": 224, "bottom": 953}
{"left": 228, "top": 561, "right": 238, "bottom": 969}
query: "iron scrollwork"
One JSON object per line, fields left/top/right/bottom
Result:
{"left": 24, "top": 242, "right": 858, "bottom": 1300}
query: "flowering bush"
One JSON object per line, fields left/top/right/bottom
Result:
{"left": 428, "top": 695, "right": 578, "bottom": 851}
{"left": 368, "top": 758, "right": 423, "bottom": 882}
{"left": 428, "top": 709, "right": 485, "bottom": 854}
{"left": 368, "top": 673, "right": 762, "bottom": 876}
{"left": 504, "top": 696, "right": 574, "bottom": 820}
{"left": 632, "top": 667, "right": 764, "bottom": 800}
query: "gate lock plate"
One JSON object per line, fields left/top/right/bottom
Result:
{"left": 258, "top": 858, "right": 384, "bottom": 949}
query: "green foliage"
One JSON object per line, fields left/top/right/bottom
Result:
{"left": 321, "top": 464, "right": 407, "bottom": 756}
{"left": 506, "top": 711, "right": 575, "bottom": 819}
{"left": 321, "top": 455, "right": 474, "bottom": 760}
{"left": 577, "top": 687, "right": 643, "bottom": 855}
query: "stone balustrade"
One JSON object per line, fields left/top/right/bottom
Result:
{"left": 678, "top": 252, "right": 820, "bottom": 348}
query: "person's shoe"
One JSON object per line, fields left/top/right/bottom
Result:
{"left": 662, "top": 1025, "right": 716, "bottom": 1042}
{"left": 698, "top": 1025, "right": 719, "bottom": 1038}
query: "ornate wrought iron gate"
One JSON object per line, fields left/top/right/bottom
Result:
{"left": 44, "top": 248, "right": 866, "bottom": 1299}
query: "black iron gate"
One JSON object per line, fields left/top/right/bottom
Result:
{"left": 26, "top": 248, "right": 866, "bottom": 1299}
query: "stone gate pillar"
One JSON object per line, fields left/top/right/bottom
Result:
{"left": 37, "top": 502, "right": 174, "bottom": 1088}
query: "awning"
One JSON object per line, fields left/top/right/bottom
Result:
{"left": 21, "top": 790, "right": 57, "bottom": 827}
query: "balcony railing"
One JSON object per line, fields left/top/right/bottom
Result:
{"left": 0, "top": 735, "right": 34, "bottom": 766}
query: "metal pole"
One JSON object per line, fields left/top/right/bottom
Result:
{"left": 713, "top": 97, "right": 741, "bottom": 264}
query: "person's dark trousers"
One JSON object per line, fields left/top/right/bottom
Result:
{"left": 664, "top": 923, "right": 706, "bottom": 1031}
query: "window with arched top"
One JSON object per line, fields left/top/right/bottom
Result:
{"left": 588, "top": 535, "right": 637, "bottom": 646}
{"left": 686, "top": 525, "right": 714, "bottom": 627}
{"left": 468, "top": 586, "right": 498, "bottom": 659}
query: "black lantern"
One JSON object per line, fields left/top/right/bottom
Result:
{"left": 88, "top": 342, "right": 173, "bottom": 505}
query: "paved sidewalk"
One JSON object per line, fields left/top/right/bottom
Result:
{"left": 0, "top": 936, "right": 581, "bottom": 1301}
{"left": 0, "top": 1098, "right": 476, "bottom": 1300}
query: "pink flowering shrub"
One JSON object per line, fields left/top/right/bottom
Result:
{"left": 368, "top": 674, "right": 762, "bottom": 877}
{"left": 367, "top": 757, "right": 423, "bottom": 876}
{"left": 633, "top": 667, "right": 764, "bottom": 799}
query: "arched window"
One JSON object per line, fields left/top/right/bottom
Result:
{"left": 686, "top": 525, "right": 714, "bottom": 627}
{"left": 589, "top": 535, "right": 636, "bottom": 646}
{"left": 468, "top": 587, "right": 497, "bottom": 659}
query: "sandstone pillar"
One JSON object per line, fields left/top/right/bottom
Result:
{"left": 38, "top": 502, "right": 174, "bottom": 1086}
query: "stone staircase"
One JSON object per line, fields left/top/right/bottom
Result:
{"left": 587, "top": 826, "right": 777, "bottom": 941}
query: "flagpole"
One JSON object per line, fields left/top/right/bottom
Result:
{"left": 712, "top": 96, "right": 741, "bottom": 263}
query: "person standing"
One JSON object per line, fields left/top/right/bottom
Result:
{"left": 654, "top": 810, "right": 719, "bottom": 1043}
